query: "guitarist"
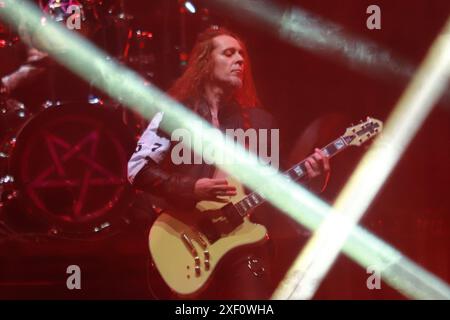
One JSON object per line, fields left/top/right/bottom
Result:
{"left": 127, "top": 26, "right": 330, "bottom": 299}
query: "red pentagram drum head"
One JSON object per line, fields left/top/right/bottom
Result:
{"left": 7, "top": 102, "right": 136, "bottom": 234}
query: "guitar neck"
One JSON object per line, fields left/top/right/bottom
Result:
{"left": 233, "top": 136, "right": 350, "bottom": 217}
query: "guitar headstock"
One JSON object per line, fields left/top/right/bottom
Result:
{"left": 342, "top": 117, "right": 383, "bottom": 146}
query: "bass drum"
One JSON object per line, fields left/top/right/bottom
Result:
{"left": 3, "top": 102, "right": 136, "bottom": 237}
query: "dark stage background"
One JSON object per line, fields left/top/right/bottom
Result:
{"left": 0, "top": 0, "right": 449, "bottom": 299}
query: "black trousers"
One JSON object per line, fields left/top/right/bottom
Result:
{"left": 199, "top": 242, "right": 275, "bottom": 300}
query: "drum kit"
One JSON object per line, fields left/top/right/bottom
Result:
{"left": 0, "top": 0, "right": 155, "bottom": 238}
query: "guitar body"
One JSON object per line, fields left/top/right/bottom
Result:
{"left": 148, "top": 172, "right": 268, "bottom": 298}
{"left": 146, "top": 117, "right": 383, "bottom": 298}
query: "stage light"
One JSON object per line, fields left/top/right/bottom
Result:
{"left": 184, "top": 1, "right": 196, "bottom": 14}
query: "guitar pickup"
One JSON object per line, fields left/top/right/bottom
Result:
{"left": 196, "top": 233, "right": 208, "bottom": 249}
{"left": 204, "top": 250, "right": 210, "bottom": 271}
{"left": 181, "top": 233, "right": 198, "bottom": 256}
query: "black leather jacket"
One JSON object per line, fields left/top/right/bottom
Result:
{"left": 129, "top": 102, "right": 277, "bottom": 209}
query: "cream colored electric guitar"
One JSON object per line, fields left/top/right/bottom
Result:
{"left": 148, "top": 117, "right": 383, "bottom": 298}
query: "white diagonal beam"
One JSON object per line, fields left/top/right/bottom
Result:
{"left": 274, "top": 15, "right": 450, "bottom": 300}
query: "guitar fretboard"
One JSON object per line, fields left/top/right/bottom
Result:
{"left": 233, "top": 136, "right": 351, "bottom": 217}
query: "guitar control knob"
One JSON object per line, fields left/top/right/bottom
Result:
{"left": 194, "top": 256, "right": 201, "bottom": 276}
{"left": 195, "top": 265, "right": 201, "bottom": 276}
{"left": 204, "top": 250, "right": 210, "bottom": 270}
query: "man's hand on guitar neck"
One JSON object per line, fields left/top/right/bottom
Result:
{"left": 305, "top": 148, "right": 331, "bottom": 193}
{"left": 194, "top": 178, "right": 237, "bottom": 202}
